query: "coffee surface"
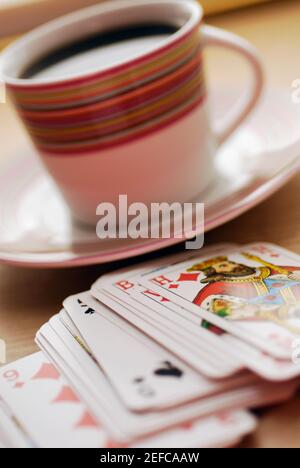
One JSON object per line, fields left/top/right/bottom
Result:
{"left": 22, "top": 24, "right": 176, "bottom": 80}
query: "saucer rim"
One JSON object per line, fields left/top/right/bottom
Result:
{"left": 1, "top": 85, "right": 299, "bottom": 268}
{"left": 0, "top": 153, "right": 298, "bottom": 269}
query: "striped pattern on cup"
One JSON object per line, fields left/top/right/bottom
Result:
{"left": 8, "top": 24, "right": 206, "bottom": 155}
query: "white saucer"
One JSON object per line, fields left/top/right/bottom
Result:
{"left": 1, "top": 87, "right": 300, "bottom": 268}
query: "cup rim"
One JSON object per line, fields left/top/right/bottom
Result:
{"left": 0, "top": 0, "right": 202, "bottom": 89}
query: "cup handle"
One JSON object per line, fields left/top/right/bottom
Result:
{"left": 202, "top": 25, "right": 264, "bottom": 145}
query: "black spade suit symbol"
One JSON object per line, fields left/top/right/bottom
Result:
{"left": 154, "top": 361, "right": 183, "bottom": 378}
{"left": 77, "top": 299, "right": 95, "bottom": 315}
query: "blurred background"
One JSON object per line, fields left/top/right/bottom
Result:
{"left": 1, "top": 1, "right": 298, "bottom": 98}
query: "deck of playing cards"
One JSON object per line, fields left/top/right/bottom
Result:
{"left": 1, "top": 242, "right": 300, "bottom": 448}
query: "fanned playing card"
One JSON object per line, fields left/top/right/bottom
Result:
{"left": 91, "top": 244, "right": 244, "bottom": 379}
{"left": 35, "top": 313, "right": 299, "bottom": 444}
{"left": 0, "top": 353, "right": 105, "bottom": 448}
{"left": 63, "top": 292, "right": 260, "bottom": 412}
{"left": 4, "top": 241, "right": 300, "bottom": 448}
{"left": 138, "top": 243, "right": 300, "bottom": 360}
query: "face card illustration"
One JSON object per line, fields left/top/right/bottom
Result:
{"left": 94, "top": 274, "right": 300, "bottom": 381}
{"left": 130, "top": 285, "right": 300, "bottom": 381}
{"left": 140, "top": 243, "right": 300, "bottom": 359}
{"left": 91, "top": 242, "right": 300, "bottom": 378}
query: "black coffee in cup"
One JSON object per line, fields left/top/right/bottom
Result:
{"left": 22, "top": 24, "right": 176, "bottom": 80}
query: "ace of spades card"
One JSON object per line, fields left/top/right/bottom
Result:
{"left": 64, "top": 292, "right": 229, "bottom": 412}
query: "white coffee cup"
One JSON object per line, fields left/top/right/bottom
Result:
{"left": 0, "top": 0, "right": 264, "bottom": 225}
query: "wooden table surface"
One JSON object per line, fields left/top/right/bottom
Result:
{"left": 1, "top": 0, "right": 300, "bottom": 448}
